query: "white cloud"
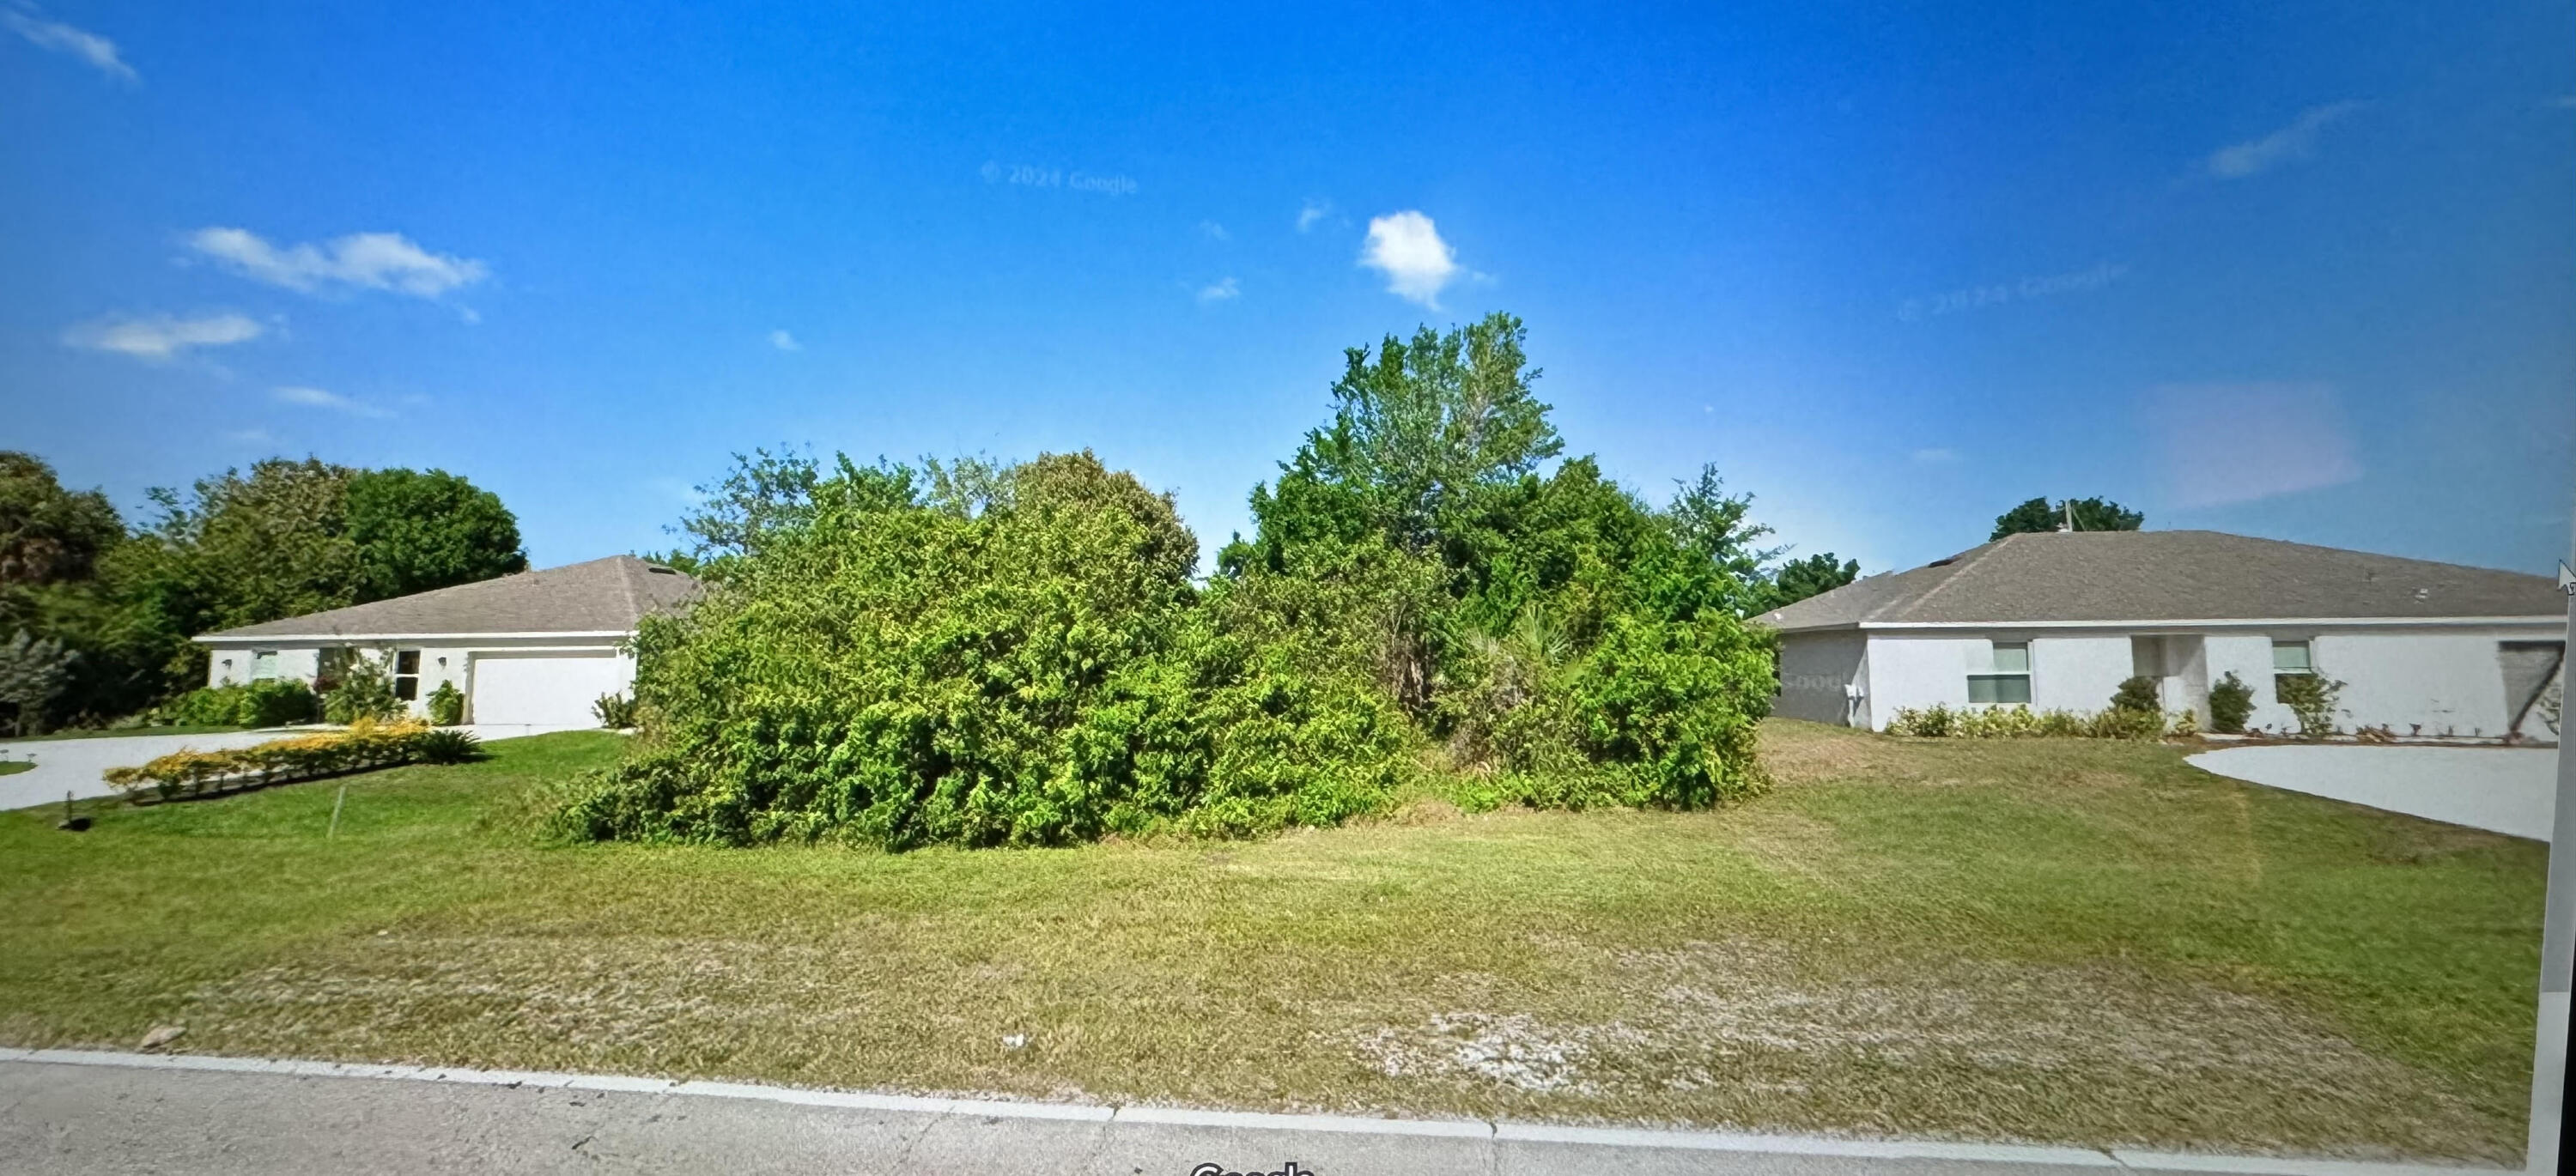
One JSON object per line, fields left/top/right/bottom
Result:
{"left": 2206, "top": 102, "right": 2366, "bottom": 179}
{"left": 62, "top": 312, "right": 263, "bottom": 361}
{"left": 1196, "top": 276, "right": 1240, "bottom": 303}
{"left": 1359, "top": 211, "right": 1460, "bottom": 307}
{"left": 769, "top": 329, "right": 801, "bottom": 351}
{"left": 222, "top": 427, "right": 276, "bottom": 446}
{"left": 187, "top": 227, "right": 489, "bottom": 298}
{"left": 2552, "top": 94, "right": 2576, "bottom": 110}
{"left": 272, "top": 385, "right": 392, "bottom": 418}
{"left": 2151, "top": 382, "right": 2361, "bottom": 506}
{"left": 1296, "top": 199, "right": 1331, "bottom": 233}
{"left": 1198, "top": 220, "right": 1230, "bottom": 241}
{"left": 4, "top": 9, "right": 136, "bottom": 82}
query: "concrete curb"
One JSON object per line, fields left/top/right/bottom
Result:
{"left": 0, "top": 1046, "right": 2509, "bottom": 1176}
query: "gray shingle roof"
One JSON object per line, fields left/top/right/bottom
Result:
{"left": 1760, "top": 530, "right": 2563, "bottom": 631}
{"left": 197, "top": 555, "right": 700, "bottom": 640}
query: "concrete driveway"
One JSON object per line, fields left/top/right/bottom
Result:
{"left": 0, "top": 730, "right": 295, "bottom": 814}
{"left": 0, "top": 724, "right": 596, "bottom": 813}
{"left": 2187, "top": 743, "right": 2559, "bottom": 840}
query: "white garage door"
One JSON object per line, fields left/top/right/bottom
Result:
{"left": 469, "top": 652, "right": 632, "bottom": 728}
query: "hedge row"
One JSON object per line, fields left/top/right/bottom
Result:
{"left": 100, "top": 720, "right": 481, "bottom": 803}
{"left": 157, "top": 679, "right": 323, "bottom": 728}
{"left": 1884, "top": 703, "right": 2169, "bottom": 741}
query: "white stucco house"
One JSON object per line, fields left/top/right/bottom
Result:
{"left": 1762, "top": 530, "right": 2567, "bottom": 740}
{"left": 194, "top": 555, "right": 699, "bottom": 727}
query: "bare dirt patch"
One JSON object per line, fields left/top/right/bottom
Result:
{"left": 1346, "top": 938, "right": 2506, "bottom": 1161}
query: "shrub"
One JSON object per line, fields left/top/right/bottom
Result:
{"left": 2087, "top": 706, "right": 2166, "bottom": 740}
{"left": 2208, "top": 671, "right": 2255, "bottom": 734}
{"left": 101, "top": 720, "right": 455, "bottom": 801}
{"left": 2033, "top": 708, "right": 2087, "bottom": 737}
{"left": 158, "top": 680, "right": 319, "bottom": 728}
{"left": 240, "top": 678, "right": 320, "bottom": 726}
{"left": 1552, "top": 612, "right": 1773, "bottom": 807}
{"left": 426, "top": 681, "right": 465, "bottom": 726}
{"left": 162, "top": 686, "right": 244, "bottom": 727}
{"left": 2110, "top": 676, "right": 2161, "bottom": 713}
{"left": 1889, "top": 702, "right": 2160, "bottom": 741}
{"left": 2275, "top": 674, "right": 2344, "bottom": 738}
{"left": 322, "top": 654, "right": 404, "bottom": 724}
{"left": 558, "top": 452, "right": 1414, "bottom": 851}
{"left": 592, "top": 693, "right": 638, "bottom": 729}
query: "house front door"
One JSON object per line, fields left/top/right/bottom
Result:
{"left": 2131, "top": 634, "right": 2211, "bottom": 724}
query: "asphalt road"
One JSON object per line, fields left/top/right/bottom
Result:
{"left": 0, "top": 1054, "right": 2488, "bottom": 1176}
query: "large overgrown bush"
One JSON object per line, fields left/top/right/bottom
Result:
{"left": 554, "top": 452, "right": 1410, "bottom": 849}
{"left": 557, "top": 314, "right": 1783, "bottom": 850}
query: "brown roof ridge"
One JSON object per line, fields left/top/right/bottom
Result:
{"left": 617, "top": 555, "right": 645, "bottom": 627}
{"left": 1883, "top": 533, "right": 2013, "bottom": 621}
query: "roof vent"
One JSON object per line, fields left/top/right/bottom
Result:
{"left": 647, "top": 565, "right": 678, "bottom": 575}
{"left": 1927, "top": 556, "right": 1957, "bottom": 567}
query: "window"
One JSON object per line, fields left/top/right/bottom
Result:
{"left": 393, "top": 650, "right": 422, "bottom": 702}
{"left": 1968, "top": 641, "right": 2032, "bottom": 705}
{"left": 316, "top": 647, "right": 356, "bottom": 692}
{"left": 251, "top": 650, "right": 279, "bottom": 682}
{"left": 2272, "top": 640, "right": 2313, "bottom": 694}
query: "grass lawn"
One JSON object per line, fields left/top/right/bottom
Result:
{"left": 0, "top": 722, "right": 2544, "bottom": 1162}
{"left": 3, "top": 724, "right": 251, "bottom": 743}
{"left": 0, "top": 761, "right": 30, "bottom": 777}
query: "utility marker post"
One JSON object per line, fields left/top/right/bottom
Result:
{"left": 2528, "top": 544, "right": 2576, "bottom": 1173}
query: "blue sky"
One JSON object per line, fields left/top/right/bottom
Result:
{"left": 5, "top": 1, "right": 2573, "bottom": 577}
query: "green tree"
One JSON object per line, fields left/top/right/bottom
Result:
{"left": 1237, "top": 312, "right": 1561, "bottom": 567}
{"left": 1760, "top": 552, "right": 1860, "bottom": 611}
{"left": 671, "top": 446, "right": 826, "bottom": 566}
{"left": 136, "top": 458, "right": 364, "bottom": 632}
{"left": 0, "top": 452, "right": 124, "bottom": 588}
{"left": 1224, "top": 315, "right": 1777, "bottom": 803}
{"left": 0, "top": 454, "right": 173, "bottom": 726}
{"left": 665, "top": 447, "right": 925, "bottom": 581}
{"left": 0, "top": 628, "right": 76, "bottom": 736}
{"left": 1990, "top": 496, "right": 2145, "bottom": 539}
{"left": 633, "top": 549, "right": 704, "bottom": 575}
{"left": 346, "top": 468, "right": 528, "bottom": 598}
